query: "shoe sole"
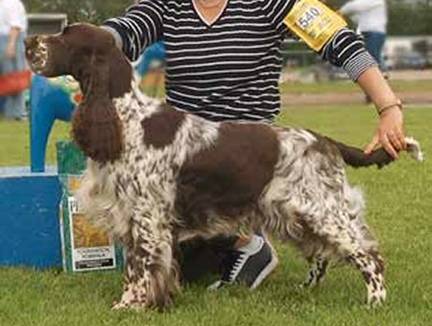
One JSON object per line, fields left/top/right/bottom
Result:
{"left": 208, "top": 254, "right": 279, "bottom": 291}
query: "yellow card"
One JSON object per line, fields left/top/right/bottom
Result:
{"left": 284, "top": 0, "right": 347, "bottom": 51}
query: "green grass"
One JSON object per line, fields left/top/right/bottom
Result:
{"left": 1, "top": 105, "right": 432, "bottom": 325}
{"left": 280, "top": 79, "right": 432, "bottom": 94}
{"left": 0, "top": 119, "right": 71, "bottom": 167}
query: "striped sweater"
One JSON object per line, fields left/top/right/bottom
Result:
{"left": 104, "top": 0, "right": 376, "bottom": 122}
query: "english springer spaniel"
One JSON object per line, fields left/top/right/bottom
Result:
{"left": 25, "top": 24, "right": 422, "bottom": 310}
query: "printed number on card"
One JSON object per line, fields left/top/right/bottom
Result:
{"left": 284, "top": 0, "right": 347, "bottom": 51}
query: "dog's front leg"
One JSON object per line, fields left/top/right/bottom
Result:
{"left": 113, "top": 199, "right": 179, "bottom": 311}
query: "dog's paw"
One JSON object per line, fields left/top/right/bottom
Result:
{"left": 112, "top": 300, "right": 128, "bottom": 310}
{"left": 298, "top": 281, "right": 315, "bottom": 290}
{"left": 112, "top": 300, "right": 147, "bottom": 311}
{"left": 300, "top": 281, "right": 312, "bottom": 289}
{"left": 366, "top": 288, "right": 387, "bottom": 308}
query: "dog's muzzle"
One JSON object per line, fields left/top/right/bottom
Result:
{"left": 25, "top": 36, "right": 50, "bottom": 74}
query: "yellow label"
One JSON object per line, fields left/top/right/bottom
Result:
{"left": 284, "top": 0, "right": 347, "bottom": 51}
{"left": 68, "top": 175, "right": 82, "bottom": 192}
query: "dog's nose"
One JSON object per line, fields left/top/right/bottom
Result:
{"left": 25, "top": 36, "right": 37, "bottom": 59}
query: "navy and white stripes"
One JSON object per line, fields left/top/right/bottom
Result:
{"left": 321, "top": 28, "right": 376, "bottom": 81}
{"left": 104, "top": 0, "right": 376, "bottom": 122}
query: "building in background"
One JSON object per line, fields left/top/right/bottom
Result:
{"left": 384, "top": 36, "right": 432, "bottom": 70}
{"left": 27, "top": 13, "right": 67, "bottom": 35}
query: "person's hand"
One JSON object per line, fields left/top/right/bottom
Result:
{"left": 364, "top": 106, "right": 406, "bottom": 159}
{"left": 5, "top": 43, "right": 16, "bottom": 59}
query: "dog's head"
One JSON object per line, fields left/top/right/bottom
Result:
{"left": 25, "top": 24, "right": 133, "bottom": 163}
{"left": 25, "top": 23, "right": 132, "bottom": 98}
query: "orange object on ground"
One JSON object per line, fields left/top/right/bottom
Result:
{"left": 0, "top": 70, "right": 31, "bottom": 96}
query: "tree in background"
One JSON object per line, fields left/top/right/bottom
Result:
{"left": 25, "top": 0, "right": 132, "bottom": 24}
{"left": 25, "top": 0, "right": 432, "bottom": 35}
{"left": 329, "top": 0, "right": 432, "bottom": 35}
{"left": 388, "top": 0, "right": 432, "bottom": 35}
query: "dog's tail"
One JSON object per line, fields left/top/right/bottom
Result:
{"left": 325, "top": 136, "right": 424, "bottom": 169}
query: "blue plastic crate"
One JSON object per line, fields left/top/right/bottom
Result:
{"left": 0, "top": 167, "right": 62, "bottom": 268}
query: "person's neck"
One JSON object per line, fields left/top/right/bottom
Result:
{"left": 196, "top": 0, "right": 226, "bottom": 9}
{"left": 194, "top": 0, "right": 228, "bottom": 25}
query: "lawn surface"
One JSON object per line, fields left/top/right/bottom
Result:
{"left": 280, "top": 79, "right": 432, "bottom": 95}
{"left": 0, "top": 120, "right": 70, "bottom": 167}
{"left": 0, "top": 104, "right": 431, "bottom": 325}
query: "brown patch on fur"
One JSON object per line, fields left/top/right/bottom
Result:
{"left": 69, "top": 27, "right": 132, "bottom": 163}
{"left": 72, "top": 96, "right": 124, "bottom": 163}
{"left": 308, "top": 130, "right": 394, "bottom": 169}
{"left": 176, "top": 123, "right": 279, "bottom": 225}
{"left": 142, "top": 105, "right": 186, "bottom": 149}
{"left": 107, "top": 47, "right": 133, "bottom": 99}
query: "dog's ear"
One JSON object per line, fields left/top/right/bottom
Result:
{"left": 72, "top": 54, "right": 124, "bottom": 163}
{"left": 72, "top": 96, "right": 123, "bottom": 163}
{"left": 108, "top": 46, "right": 133, "bottom": 98}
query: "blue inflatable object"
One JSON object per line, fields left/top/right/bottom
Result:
{"left": 30, "top": 75, "right": 75, "bottom": 172}
{"left": 0, "top": 167, "right": 62, "bottom": 268}
{"left": 136, "top": 42, "right": 166, "bottom": 75}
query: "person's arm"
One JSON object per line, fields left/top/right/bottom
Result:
{"left": 6, "top": 27, "right": 20, "bottom": 59}
{"left": 317, "top": 15, "right": 405, "bottom": 157}
{"left": 357, "top": 68, "right": 405, "bottom": 158}
{"left": 267, "top": 0, "right": 405, "bottom": 157}
{"left": 5, "top": 0, "right": 27, "bottom": 59}
{"left": 340, "top": 0, "right": 383, "bottom": 16}
{"left": 102, "top": 0, "right": 165, "bottom": 61}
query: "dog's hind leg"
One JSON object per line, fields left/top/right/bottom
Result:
{"left": 294, "top": 198, "right": 385, "bottom": 306}
{"left": 343, "top": 186, "right": 386, "bottom": 306}
{"left": 112, "top": 198, "right": 179, "bottom": 311}
{"left": 303, "top": 256, "right": 329, "bottom": 288}
{"left": 346, "top": 249, "right": 386, "bottom": 307}
{"left": 313, "top": 222, "right": 386, "bottom": 306}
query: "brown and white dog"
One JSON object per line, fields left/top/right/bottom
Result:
{"left": 26, "top": 24, "right": 422, "bottom": 310}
